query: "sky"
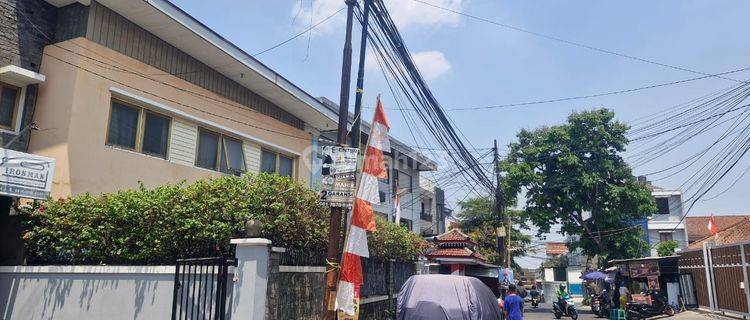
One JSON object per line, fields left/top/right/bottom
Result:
{"left": 170, "top": 0, "right": 750, "bottom": 222}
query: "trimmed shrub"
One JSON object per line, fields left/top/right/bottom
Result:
{"left": 19, "top": 174, "right": 328, "bottom": 265}
{"left": 19, "top": 173, "right": 428, "bottom": 265}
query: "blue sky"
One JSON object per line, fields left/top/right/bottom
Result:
{"left": 172, "top": 0, "right": 750, "bottom": 217}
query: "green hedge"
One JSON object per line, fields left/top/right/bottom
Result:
{"left": 19, "top": 173, "right": 427, "bottom": 265}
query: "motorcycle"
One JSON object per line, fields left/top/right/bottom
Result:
{"left": 590, "top": 293, "right": 601, "bottom": 315}
{"left": 553, "top": 294, "right": 578, "bottom": 320}
{"left": 594, "top": 291, "right": 611, "bottom": 318}
{"left": 626, "top": 290, "right": 675, "bottom": 320}
{"left": 530, "top": 291, "right": 541, "bottom": 308}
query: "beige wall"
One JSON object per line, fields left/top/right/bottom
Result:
{"left": 28, "top": 38, "right": 313, "bottom": 198}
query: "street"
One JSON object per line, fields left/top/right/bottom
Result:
{"left": 523, "top": 301, "right": 718, "bottom": 320}
{"left": 523, "top": 301, "right": 597, "bottom": 320}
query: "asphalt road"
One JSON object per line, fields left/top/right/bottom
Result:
{"left": 523, "top": 301, "right": 598, "bottom": 320}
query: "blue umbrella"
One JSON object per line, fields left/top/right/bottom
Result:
{"left": 581, "top": 271, "right": 607, "bottom": 281}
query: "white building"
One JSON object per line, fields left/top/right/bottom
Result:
{"left": 639, "top": 176, "right": 689, "bottom": 256}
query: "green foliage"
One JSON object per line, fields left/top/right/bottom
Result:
{"left": 456, "top": 196, "right": 531, "bottom": 268}
{"left": 656, "top": 240, "right": 679, "bottom": 257}
{"left": 20, "top": 174, "right": 328, "bottom": 264}
{"left": 501, "top": 109, "right": 655, "bottom": 261}
{"left": 20, "top": 173, "right": 427, "bottom": 265}
{"left": 368, "top": 215, "right": 429, "bottom": 261}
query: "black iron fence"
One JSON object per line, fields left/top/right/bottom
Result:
{"left": 279, "top": 247, "right": 327, "bottom": 266}
{"left": 171, "top": 257, "right": 235, "bottom": 320}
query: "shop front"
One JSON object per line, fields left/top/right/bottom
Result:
{"left": 608, "top": 256, "right": 680, "bottom": 306}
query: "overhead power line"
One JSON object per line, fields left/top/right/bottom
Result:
{"left": 410, "top": 0, "right": 741, "bottom": 83}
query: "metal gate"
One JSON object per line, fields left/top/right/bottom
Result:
{"left": 171, "top": 257, "right": 235, "bottom": 320}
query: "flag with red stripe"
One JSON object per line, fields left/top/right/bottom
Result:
{"left": 336, "top": 97, "right": 391, "bottom": 316}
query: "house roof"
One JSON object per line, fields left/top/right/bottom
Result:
{"left": 546, "top": 242, "right": 569, "bottom": 256}
{"left": 425, "top": 245, "right": 488, "bottom": 262}
{"left": 686, "top": 215, "right": 750, "bottom": 242}
{"left": 89, "top": 0, "right": 339, "bottom": 131}
{"left": 435, "top": 228, "right": 472, "bottom": 242}
{"left": 688, "top": 217, "right": 750, "bottom": 250}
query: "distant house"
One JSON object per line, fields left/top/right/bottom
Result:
{"left": 546, "top": 242, "right": 569, "bottom": 256}
{"left": 686, "top": 215, "right": 750, "bottom": 244}
{"left": 688, "top": 217, "right": 750, "bottom": 250}
{"left": 637, "top": 176, "right": 690, "bottom": 256}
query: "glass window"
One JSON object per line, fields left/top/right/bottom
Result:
{"left": 196, "top": 129, "right": 245, "bottom": 175}
{"left": 397, "top": 171, "right": 412, "bottom": 192}
{"left": 141, "top": 112, "right": 170, "bottom": 158}
{"left": 107, "top": 101, "right": 139, "bottom": 149}
{"left": 261, "top": 149, "right": 295, "bottom": 177}
{"left": 660, "top": 232, "right": 673, "bottom": 242}
{"left": 223, "top": 136, "right": 245, "bottom": 173}
{"left": 278, "top": 155, "right": 293, "bottom": 177}
{"left": 261, "top": 150, "right": 277, "bottom": 173}
{"left": 196, "top": 129, "right": 220, "bottom": 170}
{"left": 656, "top": 198, "right": 670, "bottom": 215}
{"left": 0, "top": 83, "right": 20, "bottom": 129}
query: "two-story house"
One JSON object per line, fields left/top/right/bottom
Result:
{"left": 637, "top": 176, "right": 689, "bottom": 256}
{"left": 0, "top": 0, "right": 351, "bottom": 262}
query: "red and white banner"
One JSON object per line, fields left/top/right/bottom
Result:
{"left": 336, "top": 97, "right": 391, "bottom": 316}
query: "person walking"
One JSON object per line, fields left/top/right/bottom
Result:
{"left": 504, "top": 284, "right": 524, "bottom": 320}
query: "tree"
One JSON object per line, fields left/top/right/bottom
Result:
{"left": 457, "top": 196, "right": 532, "bottom": 269}
{"left": 501, "top": 109, "right": 656, "bottom": 261}
{"left": 656, "top": 240, "right": 679, "bottom": 257}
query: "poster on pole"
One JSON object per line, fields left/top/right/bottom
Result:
{"left": 0, "top": 148, "right": 56, "bottom": 200}
{"left": 320, "top": 146, "right": 358, "bottom": 208}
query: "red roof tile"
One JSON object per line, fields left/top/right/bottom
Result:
{"left": 688, "top": 218, "right": 750, "bottom": 249}
{"left": 436, "top": 228, "right": 471, "bottom": 242}
{"left": 546, "top": 242, "right": 568, "bottom": 255}
{"left": 426, "top": 247, "right": 473, "bottom": 258}
{"left": 686, "top": 215, "right": 750, "bottom": 242}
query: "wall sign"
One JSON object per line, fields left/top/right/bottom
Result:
{"left": 320, "top": 146, "right": 358, "bottom": 208}
{"left": 0, "top": 148, "right": 55, "bottom": 200}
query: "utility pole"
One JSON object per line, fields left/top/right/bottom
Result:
{"left": 493, "top": 139, "right": 506, "bottom": 269}
{"left": 323, "top": 1, "right": 356, "bottom": 319}
{"left": 351, "top": 0, "right": 371, "bottom": 149}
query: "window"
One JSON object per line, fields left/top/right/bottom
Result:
{"left": 196, "top": 128, "right": 245, "bottom": 175}
{"left": 379, "top": 190, "right": 386, "bottom": 203}
{"left": 397, "top": 171, "right": 412, "bottom": 192}
{"left": 660, "top": 232, "right": 673, "bottom": 242}
{"left": 0, "top": 83, "right": 21, "bottom": 130}
{"left": 656, "top": 197, "right": 670, "bottom": 215}
{"left": 260, "top": 149, "right": 294, "bottom": 177}
{"left": 106, "top": 99, "right": 170, "bottom": 158}
{"left": 399, "top": 218, "right": 412, "bottom": 231}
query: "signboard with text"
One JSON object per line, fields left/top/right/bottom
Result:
{"left": 320, "top": 146, "right": 358, "bottom": 208}
{"left": 0, "top": 148, "right": 56, "bottom": 200}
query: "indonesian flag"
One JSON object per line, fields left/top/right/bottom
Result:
{"left": 336, "top": 97, "right": 391, "bottom": 316}
{"left": 708, "top": 214, "right": 718, "bottom": 239}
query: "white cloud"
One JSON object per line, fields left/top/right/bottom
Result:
{"left": 365, "top": 50, "right": 451, "bottom": 81}
{"left": 291, "top": 0, "right": 467, "bottom": 35}
{"left": 411, "top": 51, "right": 452, "bottom": 80}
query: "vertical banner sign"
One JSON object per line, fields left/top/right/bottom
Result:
{"left": 0, "top": 148, "right": 56, "bottom": 200}
{"left": 320, "top": 146, "right": 359, "bottom": 208}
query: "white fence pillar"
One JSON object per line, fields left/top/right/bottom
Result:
{"left": 230, "top": 238, "right": 272, "bottom": 320}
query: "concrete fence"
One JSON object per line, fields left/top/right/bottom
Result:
{"left": 0, "top": 238, "right": 271, "bottom": 320}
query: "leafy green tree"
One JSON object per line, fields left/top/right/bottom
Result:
{"left": 501, "top": 109, "right": 655, "bottom": 261}
{"left": 456, "top": 196, "right": 531, "bottom": 269}
{"left": 656, "top": 240, "right": 679, "bottom": 257}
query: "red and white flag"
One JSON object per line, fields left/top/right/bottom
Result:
{"left": 708, "top": 214, "right": 718, "bottom": 239}
{"left": 336, "top": 97, "right": 391, "bottom": 316}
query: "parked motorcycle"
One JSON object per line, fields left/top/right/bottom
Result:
{"left": 626, "top": 290, "right": 675, "bottom": 320}
{"left": 553, "top": 294, "right": 578, "bottom": 320}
